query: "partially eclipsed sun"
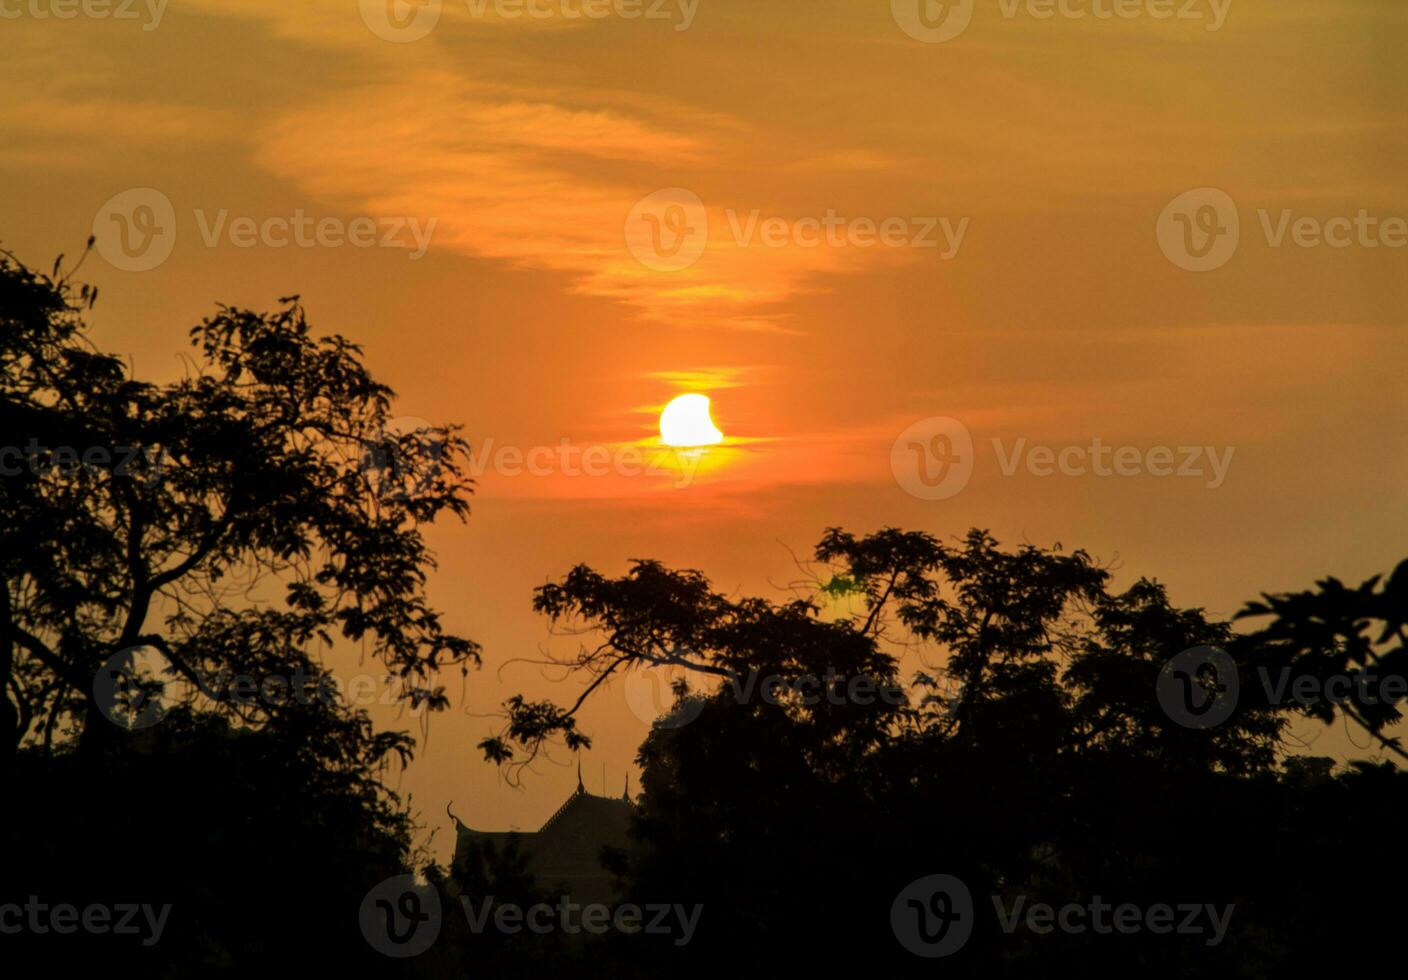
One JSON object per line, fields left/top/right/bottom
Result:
{"left": 659, "top": 394, "right": 724, "bottom": 448}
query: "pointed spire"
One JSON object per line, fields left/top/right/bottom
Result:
{"left": 623, "top": 774, "right": 630, "bottom": 801}
{"left": 576, "top": 756, "right": 584, "bottom": 794}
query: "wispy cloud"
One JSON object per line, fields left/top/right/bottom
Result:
{"left": 254, "top": 69, "right": 924, "bottom": 332}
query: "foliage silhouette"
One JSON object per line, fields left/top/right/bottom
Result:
{"left": 487, "top": 527, "right": 1405, "bottom": 976}
{"left": 0, "top": 245, "right": 479, "bottom": 762}
{"left": 1, "top": 247, "right": 476, "bottom": 972}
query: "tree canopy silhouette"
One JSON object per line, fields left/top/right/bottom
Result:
{"left": 483, "top": 526, "right": 1405, "bottom": 976}
{"left": 1, "top": 246, "right": 480, "bottom": 972}
{"left": 482, "top": 527, "right": 1284, "bottom": 773}
{"left": 1, "top": 245, "right": 479, "bottom": 763}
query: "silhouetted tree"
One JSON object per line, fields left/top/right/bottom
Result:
{"left": 487, "top": 527, "right": 1405, "bottom": 977}
{"left": 1, "top": 246, "right": 478, "bottom": 972}
{"left": 1, "top": 245, "right": 479, "bottom": 760}
{"left": 1236, "top": 561, "right": 1408, "bottom": 759}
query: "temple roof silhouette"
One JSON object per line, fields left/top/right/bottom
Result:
{"left": 450, "top": 763, "right": 634, "bottom": 905}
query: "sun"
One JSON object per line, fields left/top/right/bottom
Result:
{"left": 659, "top": 394, "right": 724, "bottom": 448}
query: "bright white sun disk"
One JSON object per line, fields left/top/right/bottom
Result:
{"left": 659, "top": 394, "right": 724, "bottom": 447}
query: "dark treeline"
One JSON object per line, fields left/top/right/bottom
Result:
{"left": 3, "top": 247, "right": 1404, "bottom": 976}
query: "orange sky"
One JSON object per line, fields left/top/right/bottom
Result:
{"left": 3, "top": 0, "right": 1405, "bottom": 859}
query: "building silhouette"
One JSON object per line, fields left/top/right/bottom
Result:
{"left": 450, "top": 764, "right": 634, "bottom": 906}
